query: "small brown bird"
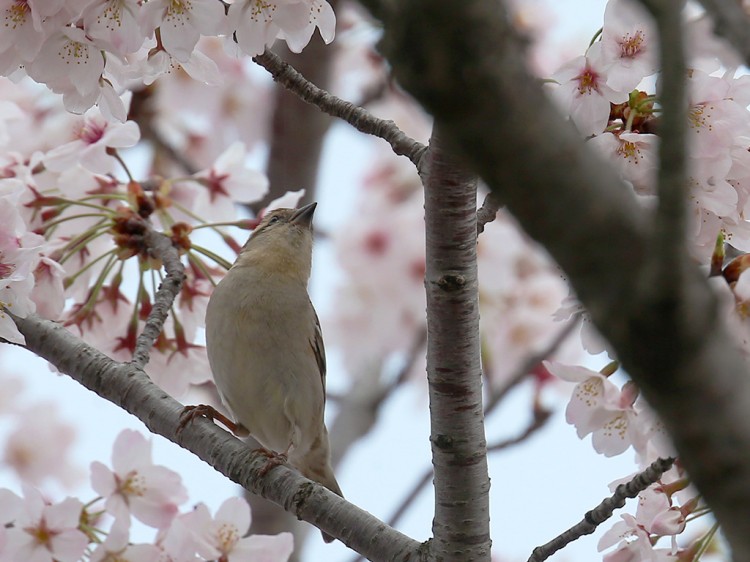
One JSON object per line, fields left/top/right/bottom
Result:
{"left": 183, "top": 202, "right": 341, "bottom": 542}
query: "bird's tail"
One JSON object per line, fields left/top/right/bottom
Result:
{"left": 296, "top": 432, "right": 343, "bottom": 543}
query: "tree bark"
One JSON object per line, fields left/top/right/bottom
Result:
{"left": 423, "top": 127, "right": 490, "bottom": 560}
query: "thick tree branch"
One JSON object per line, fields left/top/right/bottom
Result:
{"left": 361, "top": 0, "right": 750, "bottom": 558}
{"left": 696, "top": 0, "right": 750, "bottom": 66}
{"left": 253, "top": 50, "right": 428, "bottom": 170}
{"left": 423, "top": 127, "right": 490, "bottom": 560}
{"left": 527, "top": 457, "right": 676, "bottom": 562}
{"left": 13, "top": 313, "right": 423, "bottom": 562}
{"left": 639, "top": 0, "right": 689, "bottom": 297}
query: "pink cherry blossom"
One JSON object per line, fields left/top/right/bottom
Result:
{"left": 44, "top": 107, "right": 140, "bottom": 174}
{"left": 589, "top": 131, "right": 658, "bottom": 196}
{"left": 276, "top": 0, "right": 336, "bottom": 53}
{"left": 599, "top": 0, "right": 658, "bottom": 92}
{"left": 30, "top": 256, "right": 65, "bottom": 320}
{"left": 140, "top": 0, "right": 228, "bottom": 62}
{"left": 163, "top": 498, "right": 293, "bottom": 562}
{"left": 551, "top": 42, "right": 628, "bottom": 136}
{"left": 84, "top": 0, "right": 145, "bottom": 56}
{"left": 89, "top": 517, "right": 162, "bottom": 562}
{"left": 229, "top": 0, "right": 336, "bottom": 57}
{"left": 598, "top": 513, "right": 678, "bottom": 562}
{"left": 4, "top": 403, "right": 80, "bottom": 487}
{"left": 90, "top": 429, "right": 188, "bottom": 529}
{"left": 25, "top": 27, "right": 105, "bottom": 104}
{"left": 0, "top": 182, "right": 46, "bottom": 344}
{"left": 180, "top": 141, "right": 269, "bottom": 222}
{"left": 0, "top": 0, "right": 47, "bottom": 75}
{"left": 546, "top": 362, "right": 651, "bottom": 456}
{"left": 2, "top": 487, "right": 88, "bottom": 562}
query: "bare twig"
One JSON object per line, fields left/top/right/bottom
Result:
{"left": 486, "top": 405, "right": 552, "bottom": 452}
{"left": 527, "top": 457, "right": 677, "bottom": 562}
{"left": 252, "top": 50, "right": 428, "bottom": 170}
{"left": 477, "top": 191, "right": 503, "bottom": 235}
{"left": 131, "top": 223, "right": 186, "bottom": 368}
{"left": 484, "top": 315, "right": 581, "bottom": 418}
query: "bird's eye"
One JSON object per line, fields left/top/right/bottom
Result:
{"left": 268, "top": 216, "right": 280, "bottom": 225}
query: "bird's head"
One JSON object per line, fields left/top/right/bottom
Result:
{"left": 233, "top": 202, "right": 317, "bottom": 282}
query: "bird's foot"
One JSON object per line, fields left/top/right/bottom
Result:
{"left": 178, "top": 404, "right": 244, "bottom": 436}
{"left": 255, "top": 447, "right": 289, "bottom": 476}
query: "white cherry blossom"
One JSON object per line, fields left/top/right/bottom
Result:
{"left": 90, "top": 429, "right": 188, "bottom": 529}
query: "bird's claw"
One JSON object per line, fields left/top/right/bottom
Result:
{"left": 255, "top": 447, "right": 289, "bottom": 476}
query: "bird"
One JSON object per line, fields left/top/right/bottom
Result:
{"left": 181, "top": 202, "right": 342, "bottom": 543}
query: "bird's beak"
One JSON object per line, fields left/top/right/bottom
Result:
{"left": 290, "top": 202, "right": 317, "bottom": 227}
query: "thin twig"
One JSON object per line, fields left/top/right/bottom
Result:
{"left": 252, "top": 50, "right": 428, "bottom": 171}
{"left": 486, "top": 406, "right": 552, "bottom": 452}
{"left": 527, "top": 457, "right": 677, "bottom": 562}
{"left": 477, "top": 191, "right": 503, "bottom": 235}
{"left": 131, "top": 223, "right": 186, "bottom": 368}
{"left": 484, "top": 314, "right": 581, "bottom": 418}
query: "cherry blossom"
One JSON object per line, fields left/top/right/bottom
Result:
{"left": 83, "top": 0, "right": 145, "bottom": 56}
{"left": 589, "top": 131, "right": 658, "bottom": 196}
{"left": 598, "top": 513, "right": 678, "bottom": 562}
{"left": 545, "top": 362, "right": 652, "bottom": 457}
{"left": 90, "top": 429, "right": 188, "bottom": 529}
{"left": 3, "top": 403, "right": 80, "bottom": 487}
{"left": 164, "top": 497, "right": 294, "bottom": 562}
{"left": 0, "top": 0, "right": 47, "bottom": 75}
{"left": 141, "top": 0, "right": 228, "bottom": 62}
{"left": 0, "top": 182, "right": 50, "bottom": 344}
{"left": 43, "top": 107, "right": 140, "bottom": 174}
{"left": 89, "top": 517, "right": 162, "bottom": 562}
{"left": 599, "top": 0, "right": 658, "bottom": 92}
{"left": 1, "top": 487, "right": 88, "bottom": 562}
{"left": 229, "top": 0, "right": 336, "bottom": 57}
{"left": 551, "top": 42, "right": 628, "bottom": 136}
{"left": 25, "top": 27, "right": 106, "bottom": 113}
{"left": 177, "top": 141, "right": 269, "bottom": 222}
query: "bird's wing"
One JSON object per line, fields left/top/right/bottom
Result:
{"left": 309, "top": 301, "right": 327, "bottom": 395}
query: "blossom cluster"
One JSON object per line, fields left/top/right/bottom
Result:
{"left": 551, "top": 0, "right": 750, "bottom": 260}
{"left": 0, "top": 78, "right": 284, "bottom": 396}
{"left": 0, "top": 0, "right": 335, "bottom": 120}
{"left": 542, "top": 0, "right": 750, "bottom": 558}
{"left": 0, "top": 429, "right": 293, "bottom": 562}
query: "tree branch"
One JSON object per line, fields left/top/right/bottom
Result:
{"left": 696, "top": 0, "right": 750, "bottom": 66}
{"left": 476, "top": 191, "right": 503, "bottom": 236}
{"left": 257, "top": 33, "right": 334, "bottom": 213}
{"left": 639, "top": 0, "right": 689, "bottom": 298}
{"left": 423, "top": 127, "right": 490, "bottom": 560}
{"left": 131, "top": 223, "right": 186, "bottom": 368}
{"left": 361, "top": 0, "right": 750, "bottom": 558}
{"left": 12, "top": 313, "right": 423, "bottom": 562}
{"left": 252, "top": 50, "right": 428, "bottom": 170}
{"left": 527, "top": 457, "right": 676, "bottom": 562}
